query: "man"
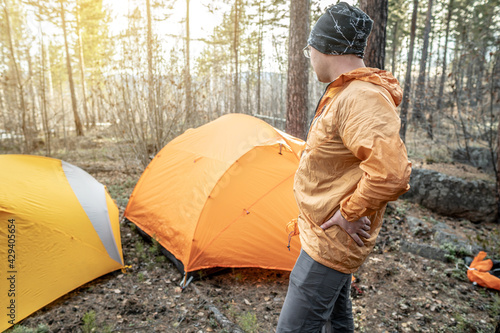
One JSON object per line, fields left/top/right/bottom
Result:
{"left": 276, "top": 2, "right": 412, "bottom": 332}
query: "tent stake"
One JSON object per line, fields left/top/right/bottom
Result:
{"left": 180, "top": 274, "right": 194, "bottom": 290}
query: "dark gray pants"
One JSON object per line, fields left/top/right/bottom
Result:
{"left": 276, "top": 250, "right": 354, "bottom": 333}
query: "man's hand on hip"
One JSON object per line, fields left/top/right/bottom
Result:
{"left": 320, "top": 210, "right": 371, "bottom": 247}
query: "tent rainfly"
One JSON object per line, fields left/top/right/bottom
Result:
{"left": 0, "top": 155, "right": 124, "bottom": 331}
{"left": 124, "top": 114, "right": 304, "bottom": 285}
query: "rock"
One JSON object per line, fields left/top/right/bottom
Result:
{"left": 433, "top": 230, "right": 482, "bottom": 256}
{"left": 431, "top": 222, "right": 452, "bottom": 232}
{"left": 400, "top": 241, "right": 447, "bottom": 262}
{"left": 406, "top": 216, "right": 432, "bottom": 236}
{"left": 452, "top": 147, "right": 496, "bottom": 173}
{"left": 402, "top": 168, "right": 497, "bottom": 223}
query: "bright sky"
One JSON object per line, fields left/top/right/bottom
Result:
{"left": 24, "top": 0, "right": 357, "bottom": 72}
{"left": 103, "top": 0, "right": 357, "bottom": 43}
{"left": 101, "top": 0, "right": 356, "bottom": 71}
{"left": 104, "top": 0, "right": 223, "bottom": 41}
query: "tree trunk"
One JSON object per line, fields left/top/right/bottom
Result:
{"left": 27, "top": 48, "right": 38, "bottom": 134}
{"left": 257, "top": 0, "right": 263, "bottom": 116}
{"left": 475, "top": 49, "right": 486, "bottom": 109}
{"left": 60, "top": 0, "right": 84, "bottom": 136}
{"left": 246, "top": 65, "right": 250, "bottom": 114}
{"left": 184, "top": 0, "right": 193, "bottom": 128}
{"left": 0, "top": 47, "right": 7, "bottom": 136}
{"left": 76, "top": 4, "right": 90, "bottom": 129}
{"left": 490, "top": 50, "right": 500, "bottom": 223}
{"left": 359, "top": 0, "right": 388, "bottom": 69}
{"left": 59, "top": 70, "right": 68, "bottom": 151}
{"left": 285, "top": 0, "right": 309, "bottom": 140}
{"left": 412, "top": 0, "right": 433, "bottom": 138}
{"left": 3, "top": 0, "right": 32, "bottom": 151}
{"left": 390, "top": 21, "right": 398, "bottom": 75}
{"left": 146, "top": 0, "right": 154, "bottom": 124}
{"left": 45, "top": 42, "right": 54, "bottom": 99}
{"left": 0, "top": 76, "right": 5, "bottom": 130}
{"left": 399, "top": 0, "right": 418, "bottom": 142}
{"left": 436, "top": 0, "right": 453, "bottom": 123}
{"left": 40, "top": 29, "right": 51, "bottom": 156}
{"left": 453, "top": 51, "right": 471, "bottom": 162}
{"left": 146, "top": 0, "right": 160, "bottom": 153}
{"left": 233, "top": 0, "right": 241, "bottom": 113}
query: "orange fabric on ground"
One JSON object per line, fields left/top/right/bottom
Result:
{"left": 467, "top": 251, "right": 500, "bottom": 291}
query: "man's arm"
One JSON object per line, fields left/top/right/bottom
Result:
{"left": 337, "top": 88, "right": 411, "bottom": 223}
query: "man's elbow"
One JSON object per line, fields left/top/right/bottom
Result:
{"left": 394, "top": 163, "right": 412, "bottom": 195}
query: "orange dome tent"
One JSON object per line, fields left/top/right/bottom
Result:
{"left": 124, "top": 114, "right": 303, "bottom": 284}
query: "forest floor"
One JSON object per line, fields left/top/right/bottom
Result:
{"left": 4, "top": 134, "right": 500, "bottom": 333}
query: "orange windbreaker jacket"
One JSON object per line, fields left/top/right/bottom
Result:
{"left": 294, "top": 67, "right": 412, "bottom": 273}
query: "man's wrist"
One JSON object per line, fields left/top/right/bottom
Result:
{"left": 339, "top": 210, "right": 348, "bottom": 222}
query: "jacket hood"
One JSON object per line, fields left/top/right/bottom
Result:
{"left": 331, "top": 67, "right": 403, "bottom": 107}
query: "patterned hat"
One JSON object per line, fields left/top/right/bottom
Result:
{"left": 308, "top": 2, "right": 373, "bottom": 58}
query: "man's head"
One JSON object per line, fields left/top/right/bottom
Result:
{"left": 308, "top": 2, "right": 373, "bottom": 59}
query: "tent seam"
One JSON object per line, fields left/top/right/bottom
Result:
{"left": 186, "top": 144, "right": 290, "bottom": 271}
{"left": 187, "top": 165, "right": 296, "bottom": 272}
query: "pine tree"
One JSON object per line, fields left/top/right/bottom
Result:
{"left": 412, "top": 0, "right": 433, "bottom": 137}
{"left": 285, "top": 0, "right": 309, "bottom": 140}
{"left": 360, "top": 0, "right": 388, "bottom": 69}
{"left": 399, "top": 0, "right": 418, "bottom": 142}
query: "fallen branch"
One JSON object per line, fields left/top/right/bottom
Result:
{"left": 192, "top": 284, "right": 244, "bottom": 333}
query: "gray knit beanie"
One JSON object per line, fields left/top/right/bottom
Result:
{"left": 308, "top": 2, "right": 373, "bottom": 58}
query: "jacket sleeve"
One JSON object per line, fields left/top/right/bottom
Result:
{"left": 336, "top": 88, "right": 412, "bottom": 222}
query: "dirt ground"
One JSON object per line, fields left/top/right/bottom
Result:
{"left": 5, "top": 140, "right": 500, "bottom": 333}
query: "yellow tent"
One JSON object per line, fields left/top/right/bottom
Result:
{"left": 125, "top": 114, "right": 303, "bottom": 282}
{"left": 0, "top": 155, "right": 124, "bottom": 331}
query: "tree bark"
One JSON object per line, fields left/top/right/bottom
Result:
{"left": 399, "top": 0, "right": 418, "bottom": 142}
{"left": 60, "top": 0, "right": 84, "bottom": 136}
{"left": 233, "top": 0, "right": 241, "bottom": 114}
{"left": 257, "top": 0, "right": 263, "bottom": 116}
{"left": 3, "top": 0, "right": 32, "bottom": 151}
{"left": 285, "top": 0, "right": 309, "bottom": 140}
{"left": 493, "top": 51, "right": 500, "bottom": 223}
{"left": 359, "top": 0, "right": 388, "bottom": 69}
{"left": 412, "top": 0, "right": 433, "bottom": 138}
{"left": 390, "top": 21, "right": 398, "bottom": 75}
{"left": 436, "top": 0, "right": 453, "bottom": 122}
{"left": 146, "top": 0, "right": 162, "bottom": 154}
{"left": 184, "top": 0, "right": 193, "bottom": 127}
{"left": 27, "top": 47, "right": 38, "bottom": 133}
{"left": 76, "top": 3, "right": 90, "bottom": 129}
{"left": 40, "top": 29, "right": 51, "bottom": 155}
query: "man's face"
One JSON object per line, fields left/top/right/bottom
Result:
{"left": 310, "top": 47, "right": 331, "bottom": 83}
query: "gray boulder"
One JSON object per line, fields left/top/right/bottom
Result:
{"left": 400, "top": 241, "right": 448, "bottom": 262}
{"left": 401, "top": 168, "right": 497, "bottom": 223}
